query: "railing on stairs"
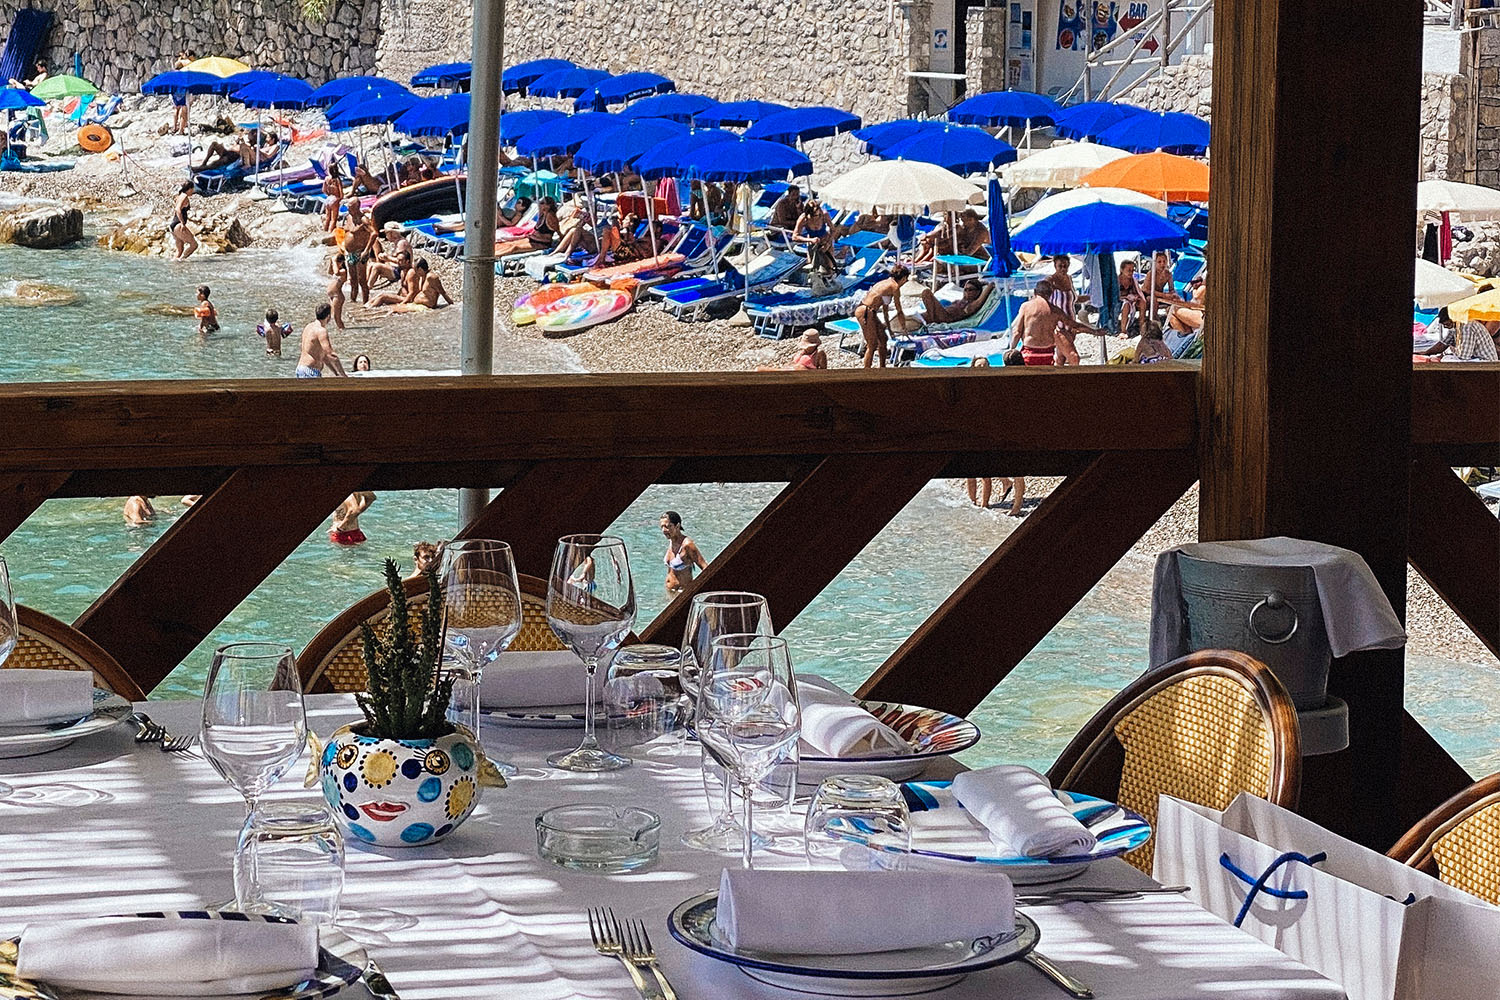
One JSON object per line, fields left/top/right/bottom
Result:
{"left": 1059, "top": 0, "right": 1213, "bottom": 105}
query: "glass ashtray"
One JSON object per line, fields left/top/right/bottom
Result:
{"left": 536, "top": 804, "right": 661, "bottom": 873}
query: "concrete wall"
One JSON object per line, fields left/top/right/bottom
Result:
{"left": 2, "top": 0, "right": 381, "bottom": 93}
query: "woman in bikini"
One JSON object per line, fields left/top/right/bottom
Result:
{"left": 321, "top": 163, "right": 345, "bottom": 232}
{"left": 495, "top": 196, "right": 560, "bottom": 257}
{"left": 793, "top": 201, "right": 835, "bottom": 274}
{"left": 660, "top": 511, "right": 707, "bottom": 594}
{"left": 854, "top": 264, "right": 911, "bottom": 369}
{"left": 326, "top": 253, "right": 348, "bottom": 329}
{"left": 1117, "top": 258, "right": 1146, "bottom": 337}
{"left": 169, "top": 182, "right": 197, "bottom": 261}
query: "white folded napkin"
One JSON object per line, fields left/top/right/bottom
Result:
{"left": 17, "top": 916, "right": 319, "bottom": 996}
{"left": 796, "top": 675, "right": 910, "bottom": 758}
{"left": 477, "top": 650, "right": 591, "bottom": 708}
{"left": 716, "top": 868, "right": 1013, "bottom": 955}
{"left": 0, "top": 669, "right": 94, "bottom": 727}
{"left": 951, "top": 765, "right": 1098, "bottom": 859}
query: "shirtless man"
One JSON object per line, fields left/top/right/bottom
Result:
{"left": 854, "top": 264, "right": 911, "bottom": 369}
{"left": 192, "top": 130, "right": 269, "bottom": 173}
{"left": 342, "top": 201, "right": 378, "bottom": 303}
{"left": 391, "top": 262, "right": 454, "bottom": 313}
{"left": 351, "top": 161, "right": 384, "bottom": 196}
{"left": 296, "top": 303, "right": 348, "bottom": 378}
{"left": 1168, "top": 275, "right": 1206, "bottom": 336}
{"left": 123, "top": 495, "right": 156, "bottom": 525}
{"left": 917, "top": 280, "right": 992, "bottom": 325}
{"left": 329, "top": 492, "right": 375, "bottom": 546}
{"left": 956, "top": 209, "right": 989, "bottom": 257}
{"left": 769, "top": 185, "right": 802, "bottom": 233}
{"left": 1010, "top": 279, "right": 1088, "bottom": 366}
{"left": 327, "top": 255, "right": 348, "bottom": 330}
{"left": 370, "top": 256, "right": 423, "bottom": 307}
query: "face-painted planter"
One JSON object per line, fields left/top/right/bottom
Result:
{"left": 315, "top": 724, "right": 499, "bottom": 848}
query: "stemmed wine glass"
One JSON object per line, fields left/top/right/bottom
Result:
{"left": 696, "top": 633, "right": 801, "bottom": 869}
{"left": 0, "top": 556, "right": 16, "bottom": 798}
{"left": 545, "top": 534, "right": 636, "bottom": 772}
{"left": 201, "top": 643, "right": 307, "bottom": 820}
{"left": 679, "top": 592, "right": 774, "bottom": 854}
{"left": 439, "top": 539, "right": 523, "bottom": 774}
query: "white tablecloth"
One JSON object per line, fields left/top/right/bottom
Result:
{"left": 0, "top": 695, "right": 1346, "bottom": 1000}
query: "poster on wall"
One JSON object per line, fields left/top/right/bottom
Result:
{"left": 1056, "top": 1, "right": 1085, "bottom": 49}
{"left": 1119, "top": 0, "right": 1160, "bottom": 55}
{"left": 1060, "top": 2, "right": 1124, "bottom": 51}
{"left": 1090, "top": 2, "right": 1119, "bottom": 50}
{"left": 1008, "top": 0, "right": 1035, "bottom": 89}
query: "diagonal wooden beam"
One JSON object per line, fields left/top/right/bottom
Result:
{"left": 456, "top": 458, "right": 674, "bottom": 580}
{"left": 0, "top": 472, "right": 70, "bottom": 545}
{"left": 640, "top": 452, "right": 953, "bottom": 647}
{"left": 1407, "top": 453, "right": 1500, "bottom": 659}
{"left": 859, "top": 449, "right": 1198, "bottom": 715}
{"left": 75, "top": 465, "right": 374, "bottom": 693}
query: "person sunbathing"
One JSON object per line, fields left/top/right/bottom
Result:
{"left": 756, "top": 330, "right": 828, "bottom": 371}
{"left": 368, "top": 248, "right": 411, "bottom": 289}
{"left": 1134, "top": 319, "right": 1174, "bottom": 363}
{"left": 912, "top": 218, "right": 948, "bottom": 265}
{"left": 917, "top": 280, "right": 992, "bottom": 325}
{"left": 391, "top": 265, "right": 454, "bottom": 312}
{"left": 498, "top": 196, "right": 533, "bottom": 227}
{"left": 370, "top": 257, "right": 426, "bottom": 307}
{"left": 1167, "top": 275, "right": 1206, "bottom": 336}
{"left": 495, "top": 196, "right": 559, "bottom": 257}
{"left": 351, "top": 161, "right": 384, "bottom": 196}
{"left": 192, "top": 131, "right": 256, "bottom": 173}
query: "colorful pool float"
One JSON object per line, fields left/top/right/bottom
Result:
{"left": 536, "top": 287, "right": 635, "bottom": 335}
{"left": 511, "top": 282, "right": 598, "bottom": 326}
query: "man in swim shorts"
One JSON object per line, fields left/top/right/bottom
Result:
{"left": 342, "top": 201, "right": 378, "bottom": 303}
{"left": 1010, "top": 279, "right": 1089, "bottom": 366}
{"left": 329, "top": 492, "right": 375, "bottom": 546}
{"left": 296, "top": 303, "right": 348, "bottom": 378}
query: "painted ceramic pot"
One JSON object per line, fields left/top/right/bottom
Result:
{"left": 317, "top": 724, "right": 488, "bottom": 848}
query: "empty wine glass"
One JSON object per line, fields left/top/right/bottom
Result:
{"left": 545, "top": 534, "right": 636, "bottom": 772}
{"left": 679, "top": 592, "right": 774, "bottom": 854}
{"left": 696, "top": 633, "right": 801, "bottom": 869}
{"left": 201, "top": 643, "right": 307, "bottom": 819}
{"left": 440, "top": 539, "right": 522, "bottom": 774}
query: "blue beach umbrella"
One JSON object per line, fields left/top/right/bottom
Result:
{"left": 626, "top": 92, "right": 718, "bottom": 123}
{"left": 573, "top": 71, "right": 675, "bottom": 110}
{"left": 514, "top": 112, "right": 627, "bottom": 157}
{"left": 527, "top": 68, "right": 609, "bottom": 99}
{"left": 880, "top": 125, "right": 1017, "bottom": 175}
{"left": 984, "top": 177, "right": 1020, "bottom": 280}
{"left": 499, "top": 108, "right": 566, "bottom": 143}
{"left": 573, "top": 119, "right": 686, "bottom": 174}
{"left": 677, "top": 137, "right": 810, "bottom": 183}
{"left": 634, "top": 128, "right": 738, "bottom": 179}
{"left": 326, "top": 88, "right": 420, "bottom": 129}
{"left": 1097, "top": 111, "right": 1210, "bottom": 156}
{"left": 948, "top": 90, "right": 1061, "bottom": 127}
{"left": 1051, "top": 101, "right": 1146, "bottom": 141}
{"left": 141, "top": 70, "right": 221, "bottom": 95}
{"left": 211, "top": 69, "right": 281, "bottom": 96}
{"left": 412, "top": 61, "right": 472, "bottom": 88}
{"left": 853, "top": 118, "right": 946, "bottom": 154}
{"left": 744, "top": 106, "right": 860, "bottom": 144}
{"left": 394, "top": 93, "right": 477, "bottom": 136}
{"left": 0, "top": 86, "right": 44, "bottom": 111}
{"left": 696, "top": 100, "right": 789, "bottom": 127}
{"left": 1010, "top": 202, "right": 1188, "bottom": 255}
{"left": 502, "top": 58, "right": 574, "bottom": 94}
{"left": 232, "top": 76, "right": 313, "bottom": 109}
{"left": 308, "top": 75, "right": 405, "bottom": 107}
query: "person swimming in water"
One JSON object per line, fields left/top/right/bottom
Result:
{"left": 257, "top": 307, "right": 292, "bottom": 357}
{"left": 194, "top": 285, "right": 219, "bottom": 337}
{"left": 660, "top": 510, "right": 707, "bottom": 594}
{"left": 123, "top": 495, "right": 156, "bottom": 525}
{"left": 329, "top": 492, "right": 375, "bottom": 546}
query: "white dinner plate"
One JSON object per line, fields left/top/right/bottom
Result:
{"left": 0, "top": 689, "right": 132, "bottom": 760}
{"left": 479, "top": 703, "right": 601, "bottom": 729}
{"left": 799, "top": 702, "right": 981, "bottom": 784}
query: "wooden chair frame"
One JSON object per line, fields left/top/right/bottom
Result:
{"left": 1388, "top": 773, "right": 1500, "bottom": 881}
{"left": 12, "top": 605, "right": 146, "bottom": 701}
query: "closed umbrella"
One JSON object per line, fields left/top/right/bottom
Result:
{"left": 984, "top": 177, "right": 1020, "bottom": 280}
{"left": 696, "top": 100, "right": 788, "bottom": 127}
{"left": 412, "top": 61, "right": 472, "bottom": 88}
{"left": 1001, "top": 142, "right": 1131, "bottom": 190}
{"left": 1022, "top": 186, "right": 1169, "bottom": 227}
{"left": 1051, "top": 101, "right": 1146, "bottom": 141}
{"left": 515, "top": 112, "right": 627, "bottom": 158}
{"left": 1096, "top": 111, "right": 1210, "bottom": 156}
{"left": 1078, "top": 151, "right": 1209, "bottom": 202}
{"left": 184, "top": 56, "right": 250, "bottom": 78}
{"left": 745, "top": 106, "right": 860, "bottom": 144}
{"left": 502, "top": 59, "right": 574, "bottom": 94}
{"left": 626, "top": 92, "right": 718, "bottom": 123}
{"left": 499, "top": 108, "right": 565, "bottom": 143}
{"left": 1414, "top": 259, "right": 1479, "bottom": 310}
{"left": 527, "top": 68, "right": 610, "bottom": 99}
{"left": 29, "top": 73, "right": 99, "bottom": 100}
{"left": 879, "top": 124, "right": 1016, "bottom": 176}
{"left": 573, "top": 72, "right": 674, "bottom": 110}
{"left": 308, "top": 75, "right": 406, "bottom": 108}
{"left": 820, "top": 159, "right": 981, "bottom": 216}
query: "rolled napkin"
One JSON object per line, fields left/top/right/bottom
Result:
{"left": 477, "top": 650, "right": 591, "bottom": 708}
{"left": 797, "top": 674, "right": 910, "bottom": 758}
{"left": 717, "top": 868, "right": 1013, "bottom": 955}
{"left": 0, "top": 669, "right": 94, "bottom": 727}
{"left": 951, "top": 764, "right": 1098, "bottom": 859}
{"left": 17, "top": 916, "right": 319, "bottom": 996}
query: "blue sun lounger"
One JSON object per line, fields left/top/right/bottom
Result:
{"left": 744, "top": 247, "right": 889, "bottom": 340}
{"left": 652, "top": 250, "right": 807, "bottom": 321}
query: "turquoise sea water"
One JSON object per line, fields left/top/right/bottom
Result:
{"left": 1, "top": 242, "right": 1496, "bottom": 776}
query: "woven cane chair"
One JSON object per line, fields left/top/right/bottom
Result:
{"left": 1047, "top": 649, "right": 1302, "bottom": 873}
{"left": 1389, "top": 774, "right": 1500, "bottom": 904}
{"left": 8, "top": 605, "right": 146, "bottom": 701}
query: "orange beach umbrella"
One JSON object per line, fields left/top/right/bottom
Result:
{"left": 1078, "top": 151, "right": 1209, "bottom": 203}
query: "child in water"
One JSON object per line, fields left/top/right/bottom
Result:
{"left": 257, "top": 307, "right": 292, "bottom": 357}
{"left": 194, "top": 285, "right": 219, "bottom": 337}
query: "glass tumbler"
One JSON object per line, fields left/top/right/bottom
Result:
{"left": 234, "top": 803, "right": 346, "bottom": 923}
{"left": 804, "top": 774, "right": 912, "bottom": 871}
{"left": 604, "top": 644, "right": 688, "bottom": 753}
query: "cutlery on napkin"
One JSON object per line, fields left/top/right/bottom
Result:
{"left": 16, "top": 916, "right": 319, "bottom": 997}
{"left": 797, "top": 675, "right": 910, "bottom": 757}
{"left": 716, "top": 868, "right": 1013, "bottom": 955}
{"left": 477, "top": 650, "right": 592, "bottom": 708}
{"left": 0, "top": 670, "right": 93, "bottom": 728}
{"left": 951, "top": 765, "right": 1098, "bottom": 859}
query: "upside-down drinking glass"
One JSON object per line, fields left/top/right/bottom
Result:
{"left": 696, "top": 633, "right": 801, "bottom": 869}
{"left": 545, "top": 534, "right": 636, "bottom": 772}
{"left": 440, "top": 539, "right": 523, "bottom": 774}
{"left": 679, "top": 592, "right": 774, "bottom": 854}
{"left": 201, "top": 643, "right": 307, "bottom": 819}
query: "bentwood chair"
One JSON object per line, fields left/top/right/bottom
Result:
{"left": 1047, "top": 649, "right": 1302, "bottom": 873}
{"left": 9, "top": 605, "right": 147, "bottom": 701}
{"left": 1389, "top": 774, "right": 1500, "bottom": 904}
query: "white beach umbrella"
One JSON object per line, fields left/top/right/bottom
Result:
{"left": 1020, "top": 186, "right": 1169, "bottom": 228}
{"left": 1412, "top": 257, "right": 1477, "bottom": 309}
{"left": 1416, "top": 179, "right": 1500, "bottom": 219}
{"left": 819, "top": 160, "right": 982, "bottom": 216}
{"left": 1001, "top": 142, "right": 1131, "bottom": 190}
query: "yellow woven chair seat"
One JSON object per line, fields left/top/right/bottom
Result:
{"left": 1431, "top": 799, "right": 1500, "bottom": 904}
{"left": 7, "top": 606, "right": 146, "bottom": 701}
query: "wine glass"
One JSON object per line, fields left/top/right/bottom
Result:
{"left": 201, "top": 643, "right": 307, "bottom": 819}
{"left": 545, "top": 534, "right": 636, "bottom": 772}
{"left": 0, "top": 555, "right": 15, "bottom": 799}
{"left": 679, "top": 592, "right": 774, "bottom": 854}
{"left": 439, "top": 539, "right": 522, "bottom": 774}
{"left": 696, "top": 633, "right": 801, "bottom": 869}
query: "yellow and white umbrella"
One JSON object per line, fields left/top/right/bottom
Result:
{"left": 184, "top": 56, "right": 250, "bottom": 78}
{"left": 1444, "top": 282, "right": 1500, "bottom": 322}
{"left": 1413, "top": 258, "right": 1479, "bottom": 310}
{"left": 1001, "top": 142, "right": 1131, "bottom": 190}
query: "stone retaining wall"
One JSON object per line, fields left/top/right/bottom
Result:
{"left": 375, "top": 0, "right": 470, "bottom": 87}
{"left": 1, "top": 0, "right": 380, "bottom": 94}
{"left": 1423, "top": 71, "right": 1470, "bottom": 182}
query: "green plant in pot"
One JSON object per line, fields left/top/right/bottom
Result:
{"left": 312, "top": 560, "right": 504, "bottom": 847}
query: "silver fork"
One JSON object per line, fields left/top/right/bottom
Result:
{"left": 621, "top": 916, "right": 677, "bottom": 1000}
{"left": 160, "top": 728, "right": 197, "bottom": 753}
{"left": 130, "top": 712, "right": 164, "bottom": 744}
{"left": 588, "top": 907, "right": 663, "bottom": 1000}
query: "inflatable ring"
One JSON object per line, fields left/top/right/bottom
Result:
{"left": 77, "top": 123, "right": 113, "bottom": 153}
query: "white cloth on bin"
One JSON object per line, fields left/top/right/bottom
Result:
{"left": 951, "top": 764, "right": 1098, "bottom": 858}
{"left": 478, "top": 650, "right": 590, "bottom": 708}
{"left": 1150, "top": 537, "right": 1407, "bottom": 665}
{"left": 796, "top": 674, "right": 910, "bottom": 757}
{"left": 0, "top": 669, "right": 93, "bottom": 727}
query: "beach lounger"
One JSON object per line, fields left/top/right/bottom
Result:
{"left": 745, "top": 247, "right": 889, "bottom": 340}
{"left": 653, "top": 250, "right": 806, "bottom": 321}
{"left": 913, "top": 340, "right": 1014, "bottom": 367}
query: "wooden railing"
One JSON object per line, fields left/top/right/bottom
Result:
{"left": 0, "top": 363, "right": 1495, "bottom": 841}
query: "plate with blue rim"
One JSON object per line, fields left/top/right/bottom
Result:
{"left": 668, "top": 890, "right": 1039, "bottom": 997}
{"left": 479, "top": 702, "right": 602, "bottom": 728}
{"left": 0, "top": 911, "right": 366, "bottom": 999}
{"left": 0, "top": 689, "right": 132, "bottom": 760}
{"left": 799, "top": 702, "right": 982, "bottom": 785}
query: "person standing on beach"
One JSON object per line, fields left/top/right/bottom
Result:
{"left": 854, "top": 264, "right": 912, "bottom": 369}
{"left": 193, "top": 285, "right": 219, "bottom": 337}
{"left": 169, "top": 182, "right": 197, "bottom": 261}
{"left": 342, "top": 201, "right": 377, "bottom": 303}
{"left": 322, "top": 162, "right": 344, "bottom": 232}
{"left": 296, "top": 303, "right": 348, "bottom": 378}
{"left": 1011, "top": 280, "right": 1088, "bottom": 366}
{"left": 327, "top": 254, "right": 348, "bottom": 330}
{"left": 661, "top": 511, "right": 707, "bottom": 594}
{"left": 171, "top": 52, "right": 192, "bottom": 134}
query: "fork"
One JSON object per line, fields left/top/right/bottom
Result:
{"left": 621, "top": 916, "right": 677, "bottom": 1000}
{"left": 160, "top": 728, "right": 197, "bottom": 753}
{"left": 588, "top": 907, "right": 663, "bottom": 1000}
{"left": 130, "top": 712, "right": 164, "bottom": 744}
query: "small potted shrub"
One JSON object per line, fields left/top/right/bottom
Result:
{"left": 315, "top": 561, "right": 503, "bottom": 847}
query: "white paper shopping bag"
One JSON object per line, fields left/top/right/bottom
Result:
{"left": 1154, "top": 793, "right": 1500, "bottom": 1000}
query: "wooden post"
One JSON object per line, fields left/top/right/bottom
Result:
{"left": 0, "top": 473, "right": 69, "bottom": 545}
{"left": 1202, "top": 0, "right": 1423, "bottom": 848}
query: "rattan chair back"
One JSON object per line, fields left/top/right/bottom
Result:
{"left": 1389, "top": 774, "right": 1500, "bottom": 904}
{"left": 8, "top": 605, "right": 146, "bottom": 701}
